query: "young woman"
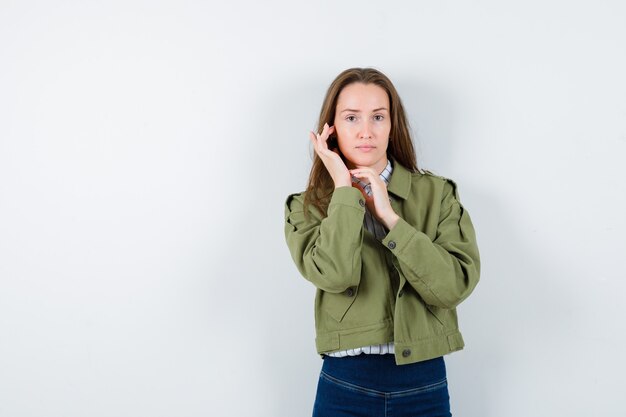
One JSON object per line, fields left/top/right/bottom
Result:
{"left": 283, "top": 67, "right": 480, "bottom": 417}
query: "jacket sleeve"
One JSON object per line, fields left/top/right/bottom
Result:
{"left": 381, "top": 179, "right": 480, "bottom": 309}
{"left": 284, "top": 186, "right": 366, "bottom": 293}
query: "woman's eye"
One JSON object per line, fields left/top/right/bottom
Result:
{"left": 374, "top": 115, "right": 384, "bottom": 121}
{"left": 346, "top": 115, "right": 356, "bottom": 122}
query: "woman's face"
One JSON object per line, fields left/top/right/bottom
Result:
{"left": 333, "top": 82, "right": 391, "bottom": 172}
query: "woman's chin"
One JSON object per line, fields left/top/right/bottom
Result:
{"left": 345, "top": 154, "right": 384, "bottom": 169}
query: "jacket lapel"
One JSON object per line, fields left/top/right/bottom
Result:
{"left": 387, "top": 156, "right": 411, "bottom": 200}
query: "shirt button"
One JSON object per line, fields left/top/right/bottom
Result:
{"left": 402, "top": 349, "right": 411, "bottom": 358}
{"left": 388, "top": 241, "right": 396, "bottom": 249}
{"left": 345, "top": 287, "right": 355, "bottom": 297}
{"left": 358, "top": 199, "right": 365, "bottom": 207}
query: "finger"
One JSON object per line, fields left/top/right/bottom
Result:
{"left": 320, "top": 122, "right": 329, "bottom": 137}
{"left": 314, "top": 129, "right": 326, "bottom": 151}
{"left": 320, "top": 124, "right": 332, "bottom": 143}
{"left": 350, "top": 172, "right": 377, "bottom": 193}
{"left": 310, "top": 132, "right": 325, "bottom": 158}
{"left": 318, "top": 132, "right": 332, "bottom": 151}
{"left": 312, "top": 129, "right": 336, "bottom": 158}
{"left": 349, "top": 167, "right": 377, "bottom": 176}
{"left": 350, "top": 170, "right": 376, "bottom": 182}
{"left": 351, "top": 172, "right": 388, "bottom": 197}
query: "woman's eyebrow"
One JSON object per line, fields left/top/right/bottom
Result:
{"left": 340, "top": 107, "right": 388, "bottom": 113}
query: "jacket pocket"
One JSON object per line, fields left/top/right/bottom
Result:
{"left": 425, "top": 304, "right": 448, "bottom": 328}
{"left": 318, "top": 287, "right": 359, "bottom": 323}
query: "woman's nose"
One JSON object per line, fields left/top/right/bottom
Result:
{"left": 359, "top": 122, "right": 373, "bottom": 139}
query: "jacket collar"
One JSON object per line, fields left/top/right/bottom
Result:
{"left": 387, "top": 155, "right": 412, "bottom": 200}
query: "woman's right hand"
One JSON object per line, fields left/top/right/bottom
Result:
{"left": 309, "top": 123, "right": 351, "bottom": 188}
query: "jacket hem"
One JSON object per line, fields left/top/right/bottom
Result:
{"left": 315, "top": 321, "right": 394, "bottom": 354}
{"left": 316, "top": 328, "right": 465, "bottom": 366}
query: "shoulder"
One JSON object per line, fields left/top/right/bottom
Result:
{"left": 411, "top": 168, "right": 461, "bottom": 201}
{"left": 284, "top": 190, "right": 326, "bottom": 224}
{"left": 284, "top": 190, "right": 306, "bottom": 213}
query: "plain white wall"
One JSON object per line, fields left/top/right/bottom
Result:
{"left": 1, "top": 1, "right": 625, "bottom": 416}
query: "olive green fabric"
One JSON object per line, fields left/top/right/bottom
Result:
{"left": 283, "top": 157, "right": 480, "bottom": 365}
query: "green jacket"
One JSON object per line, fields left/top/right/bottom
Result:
{"left": 283, "top": 157, "right": 480, "bottom": 365}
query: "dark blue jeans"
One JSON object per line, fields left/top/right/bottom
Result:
{"left": 312, "top": 354, "right": 451, "bottom": 417}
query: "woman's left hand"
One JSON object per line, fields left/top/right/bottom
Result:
{"left": 349, "top": 167, "right": 400, "bottom": 230}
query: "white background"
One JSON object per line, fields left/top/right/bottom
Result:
{"left": 1, "top": 1, "right": 625, "bottom": 416}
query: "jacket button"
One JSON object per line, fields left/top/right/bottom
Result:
{"left": 402, "top": 349, "right": 411, "bottom": 358}
{"left": 345, "top": 287, "right": 355, "bottom": 297}
{"left": 358, "top": 199, "right": 365, "bottom": 207}
{"left": 388, "top": 241, "right": 396, "bottom": 249}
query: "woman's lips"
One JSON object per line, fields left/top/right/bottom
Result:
{"left": 357, "top": 146, "right": 375, "bottom": 152}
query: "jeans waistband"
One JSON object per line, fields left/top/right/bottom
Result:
{"left": 321, "top": 354, "right": 447, "bottom": 392}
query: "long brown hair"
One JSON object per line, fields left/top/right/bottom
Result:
{"left": 304, "top": 67, "right": 419, "bottom": 217}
